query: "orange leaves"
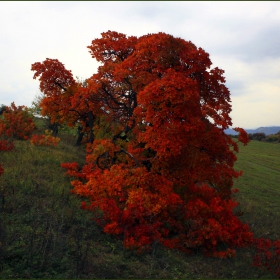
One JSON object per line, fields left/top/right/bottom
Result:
{"left": 60, "top": 162, "right": 87, "bottom": 180}
{"left": 88, "top": 31, "right": 137, "bottom": 63}
{"left": 177, "top": 184, "right": 254, "bottom": 256}
{"left": 31, "top": 59, "right": 104, "bottom": 145}
{"left": 31, "top": 59, "right": 76, "bottom": 96}
{"left": 0, "top": 102, "right": 36, "bottom": 140}
{"left": 38, "top": 30, "right": 271, "bottom": 265}
{"left": 86, "top": 139, "right": 119, "bottom": 163}
{"left": 0, "top": 102, "right": 35, "bottom": 178}
{"left": 31, "top": 58, "right": 76, "bottom": 119}
{"left": 104, "top": 221, "right": 123, "bottom": 235}
{"left": 61, "top": 158, "right": 184, "bottom": 251}
{"left": 135, "top": 70, "right": 201, "bottom": 157}
{"left": 30, "top": 134, "right": 60, "bottom": 147}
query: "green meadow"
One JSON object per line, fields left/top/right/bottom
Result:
{"left": 0, "top": 121, "right": 279, "bottom": 278}
{"left": 233, "top": 140, "right": 280, "bottom": 241}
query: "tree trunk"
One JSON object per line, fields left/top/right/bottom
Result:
{"left": 48, "top": 120, "right": 59, "bottom": 137}
{"left": 75, "top": 125, "right": 84, "bottom": 146}
{"left": 87, "top": 111, "right": 95, "bottom": 144}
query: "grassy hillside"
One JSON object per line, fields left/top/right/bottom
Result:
{"left": 233, "top": 140, "right": 280, "bottom": 241}
{"left": 0, "top": 125, "right": 279, "bottom": 278}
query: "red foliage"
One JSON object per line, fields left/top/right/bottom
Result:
{"left": 253, "top": 238, "right": 280, "bottom": 278}
{"left": 31, "top": 59, "right": 77, "bottom": 125}
{"left": 0, "top": 102, "right": 36, "bottom": 140}
{"left": 30, "top": 134, "right": 60, "bottom": 147}
{"left": 58, "top": 31, "right": 255, "bottom": 255}
{"left": 31, "top": 59, "right": 103, "bottom": 144}
{"left": 0, "top": 138, "right": 14, "bottom": 177}
{"left": 33, "top": 31, "right": 279, "bottom": 277}
{"left": 233, "top": 127, "right": 250, "bottom": 146}
{"left": 0, "top": 139, "right": 14, "bottom": 151}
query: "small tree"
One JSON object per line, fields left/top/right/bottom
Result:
{"left": 253, "top": 132, "right": 266, "bottom": 141}
{"left": 30, "top": 92, "right": 44, "bottom": 117}
{"left": 276, "top": 130, "right": 280, "bottom": 142}
{"left": 31, "top": 60, "right": 102, "bottom": 145}
{"left": 0, "top": 102, "right": 36, "bottom": 140}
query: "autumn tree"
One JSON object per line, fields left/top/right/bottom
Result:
{"left": 30, "top": 92, "right": 62, "bottom": 136}
{"left": 31, "top": 60, "right": 103, "bottom": 145}
{"left": 33, "top": 31, "right": 280, "bottom": 277}
{"left": 0, "top": 102, "right": 36, "bottom": 140}
{"left": 61, "top": 31, "right": 252, "bottom": 254}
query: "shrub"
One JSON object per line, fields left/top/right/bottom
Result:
{"left": 30, "top": 130, "right": 60, "bottom": 147}
{"left": 0, "top": 102, "right": 36, "bottom": 140}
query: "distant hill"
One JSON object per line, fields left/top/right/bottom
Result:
{"left": 225, "top": 126, "right": 280, "bottom": 135}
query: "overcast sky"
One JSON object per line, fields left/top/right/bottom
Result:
{"left": 0, "top": 1, "right": 279, "bottom": 129}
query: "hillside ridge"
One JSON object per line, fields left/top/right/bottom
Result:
{"left": 225, "top": 126, "right": 280, "bottom": 135}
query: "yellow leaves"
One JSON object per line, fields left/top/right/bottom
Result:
{"left": 86, "top": 139, "right": 117, "bottom": 163}
{"left": 44, "top": 129, "right": 53, "bottom": 136}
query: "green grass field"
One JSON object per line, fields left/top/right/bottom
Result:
{"left": 0, "top": 125, "right": 279, "bottom": 278}
{"left": 233, "top": 140, "right": 280, "bottom": 241}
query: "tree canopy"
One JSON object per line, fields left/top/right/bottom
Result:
{"left": 33, "top": 31, "right": 273, "bottom": 259}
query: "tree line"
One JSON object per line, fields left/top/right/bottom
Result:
{"left": 231, "top": 132, "right": 280, "bottom": 142}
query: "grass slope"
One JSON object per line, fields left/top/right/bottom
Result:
{"left": 0, "top": 128, "right": 279, "bottom": 278}
{"left": 233, "top": 140, "right": 280, "bottom": 241}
